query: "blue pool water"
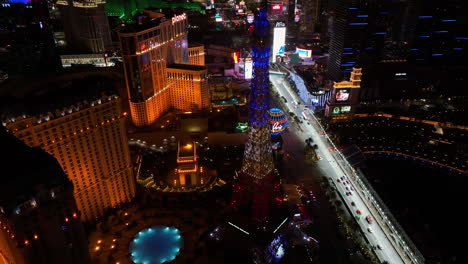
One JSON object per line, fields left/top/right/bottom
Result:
{"left": 129, "top": 226, "right": 183, "bottom": 264}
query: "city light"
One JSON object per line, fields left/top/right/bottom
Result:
{"left": 272, "top": 22, "right": 286, "bottom": 61}
{"left": 227, "top": 222, "right": 250, "bottom": 235}
{"left": 296, "top": 48, "right": 312, "bottom": 58}
{"left": 244, "top": 60, "right": 253, "bottom": 79}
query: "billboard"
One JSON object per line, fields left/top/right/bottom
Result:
{"left": 296, "top": 48, "right": 312, "bottom": 58}
{"left": 271, "top": 4, "right": 283, "bottom": 11}
{"left": 245, "top": 59, "right": 253, "bottom": 79}
{"left": 332, "top": 106, "right": 351, "bottom": 114}
{"left": 272, "top": 22, "right": 286, "bottom": 61}
{"left": 335, "top": 89, "right": 350, "bottom": 102}
{"left": 247, "top": 13, "right": 254, "bottom": 23}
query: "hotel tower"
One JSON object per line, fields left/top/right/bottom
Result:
{"left": 2, "top": 76, "right": 136, "bottom": 221}
{"left": 119, "top": 9, "right": 208, "bottom": 127}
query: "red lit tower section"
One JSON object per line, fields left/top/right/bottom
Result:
{"left": 231, "top": 7, "right": 282, "bottom": 222}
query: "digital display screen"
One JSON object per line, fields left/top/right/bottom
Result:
{"left": 296, "top": 48, "right": 312, "bottom": 58}
{"left": 247, "top": 13, "right": 254, "bottom": 23}
{"left": 272, "top": 27, "right": 286, "bottom": 59}
{"left": 332, "top": 106, "right": 351, "bottom": 114}
{"left": 335, "top": 89, "right": 350, "bottom": 102}
{"left": 244, "top": 60, "right": 253, "bottom": 79}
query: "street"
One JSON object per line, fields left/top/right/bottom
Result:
{"left": 270, "top": 72, "right": 406, "bottom": 264}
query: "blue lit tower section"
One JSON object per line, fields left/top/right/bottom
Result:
{"left": 231, "top": 7, "right": 281, "bottom": 222}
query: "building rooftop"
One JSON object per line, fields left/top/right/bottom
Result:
{"left": 118, "top": 9, "right": 185, "bottom": 34}
{"left": 0, "top": 126, "right": 70, "bottom": 216}
{"left": 188, "top": 42, "right": 204, "bottom": 48}
{"left": 167, "top": 64, "right": 206, "bottom": 71}
{"left": 178, "top": 141, "right": 195, "bottom": 158}
{"left": 0, "top": 74, "right": 118, "bottom": 120}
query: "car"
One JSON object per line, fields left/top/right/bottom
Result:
{"left": 377, "top": 245, "right": 382, "bottom": 250}
{"left": 346, "top": 181, "right": 350, "bottom": 184}
{"left": 351, "top": 186, "right": 355, "bottom": 191}
{"left": 348, "top": 192, "right": 352, "bottom": 196}
{"left": 337, "top": 179, "right": 341, "bottom": 183}
{"left": 351, "top": 202, "right": 355, "bottom": 206}
{"left": 356, "top": 209, "right": 362, "bottom": 215}
{"left": 366, "top": 215, "right": 373, "bottom": 224}
{"left": 345, "top": 187, "right": 349, "bottom": 191}
{"left": 367, "top": 227, "right": 372, "bottom": 233}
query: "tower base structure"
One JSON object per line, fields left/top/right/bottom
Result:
{"left": 230, "top": 170, "right": 282, "bottom": 222}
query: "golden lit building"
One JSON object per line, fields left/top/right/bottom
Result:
{"left": 0, "top": 127, "right": 89, "bottom": 264}
{"left": 118, "top": 10, "right": 208, "bottom": 127}
{"left": 2, "top": 77, "right": 136, "bottom": 221}
{"left": 167, "top": 64, "right": 209, "bottom": 112}
{"left": 172, "top": 141, "right": 213, "bottom": 187}
{"left": 188, "top": 43, "right": 205, "bottom": 66}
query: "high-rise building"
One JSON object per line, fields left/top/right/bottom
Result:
{"left": 327, "top": 0, "right": 406, "bottom": 81}
{"left": 119, "top": 9, "right": 209, "bottom": 127}
{"left": 407, "top": 0, "right": 468, "bottom": 64}
{"left": 0, "top": 127, "right": 89, "bottom": 264}
{"left": 2, "top": 76, "right": 136, "bottom": 221}
{"left": 57, "top": 0, "right": 113, "bottom": 53}
{"left": 167, "top": 64, "right": 209, "bottom": 111}
{"left": 188, "top": 43, "right": 206, "bottom": 66}
{"left": 231, "top": 7, "right": 281, "bottom": 222}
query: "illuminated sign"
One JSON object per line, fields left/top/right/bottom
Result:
{"left": 269, "top": 108, "right": 288, "bottom": 135}
{"left": 271, "top": 4, "right": 283, "bottom": 11}
{"left": 335, "top": 89, "right": 350, "bottom": 102}
{"left": 272, "top": 23, "right": 286, "bottom": 61}
{"left": 245, "top": 60, "right": 253, "bottom": 79}
{"left": 172, "top": 13, "right": 186, "bottom": 25}
{"left": 236, "top": 122, "right": 248, "bottom": 132}
{"left": 215, "top": 17, "right": 223, "bottom": 22}
{"left": 232, "top": 51, "right": 240, "bottom": 63}
{"left": 332, "top": 106, "right": 352, "bottom": 114}
{"left": 247, "top": 13, "right": 254, "bottom": 23}
{"left": 275, "top": 21, "right": 286, "bottom": 28}
{"left": 296, "top": 48, "right": 312, "bottom": 58}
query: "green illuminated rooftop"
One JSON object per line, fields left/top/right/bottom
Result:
{"left": 106, "top": 0, "right": 204, "bottom": 21}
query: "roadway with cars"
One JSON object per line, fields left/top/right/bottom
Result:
{"left": 270, "top": 71, "right": 406, "bottom": 264}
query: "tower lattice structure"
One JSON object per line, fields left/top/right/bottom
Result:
{"left": 231, "top": 7, "right": 281, "bottom": 222}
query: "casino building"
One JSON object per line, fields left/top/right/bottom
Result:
{"left": 119, "top": 9, "right": 208, "bottom": 127}
{"left": 325, "top": 67, "right": 362, "bottom": 119}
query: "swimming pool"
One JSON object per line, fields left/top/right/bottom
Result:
{"left": 129, "top": 226, "right": 183, "bottom": 264}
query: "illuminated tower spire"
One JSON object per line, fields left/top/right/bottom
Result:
{"left": 231, "top": 6, "right": 281, "bottom": 222}
{"left": 241, "top": 7, "right": 274, "bottom": 180}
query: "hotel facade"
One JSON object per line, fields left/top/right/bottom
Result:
{"left": 2, "top": 79, "right": 136, "bottom": 221}
{"left": 119, "top": 10, "right": 208, "bottom": 127}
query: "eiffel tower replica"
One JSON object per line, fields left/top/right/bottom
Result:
{"left": 230, "top": 4, "right": 282, "bottom": 223}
